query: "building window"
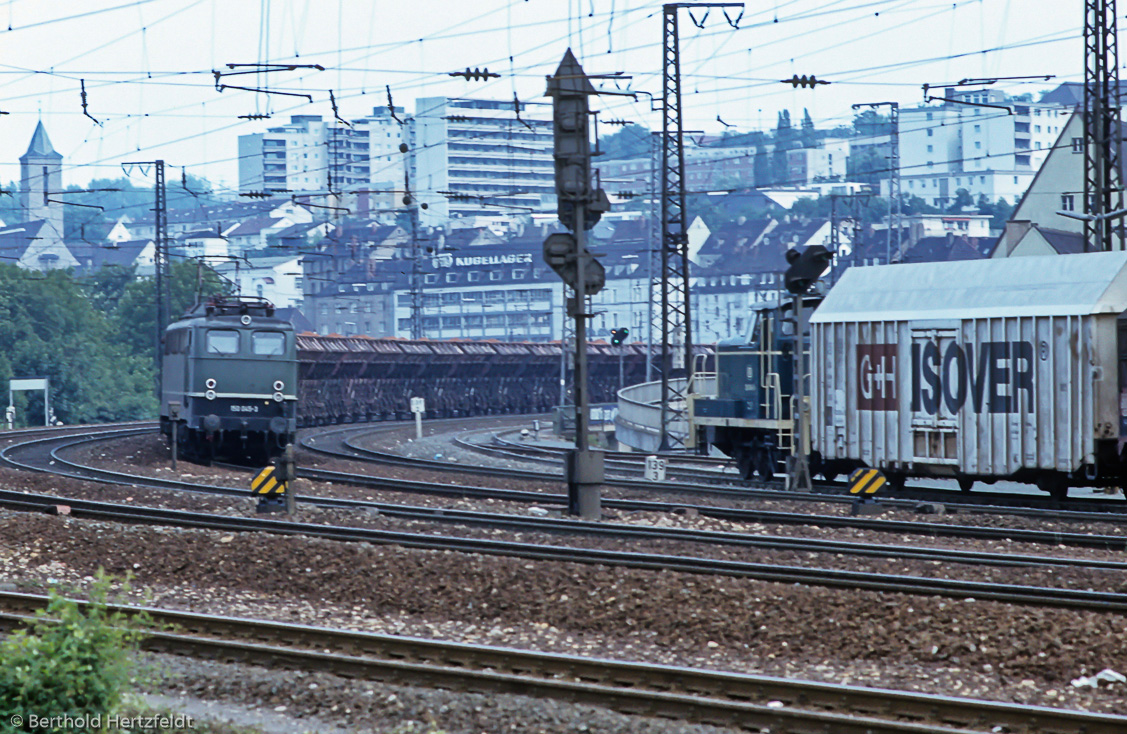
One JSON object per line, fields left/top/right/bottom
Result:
{"left": 927, "top": 145, "right": 933, "bottom": 153}
{"left": 445, "top": 272, "right": 458, "bottom": 283}
{"left": 974, "top": 124, "right": 981, "bottom": 133}
{"left": 489, "top": 271, "right": 502, "bottom": 281}
{"left": 424, "top": 274, "right": 438, "bottom": 284}
{"left": 980, "top": 176, "right": 985, "bottom": 183}
{"left": 974, "top": 141, "right": 981, "bottom": 150}
{"left": 1061, "top": 194, "right": 1075, "bottom": 211}
{"left": 926, "top": 129, "right": 933, "bottom": 137}
{"left": 468, "top": 271, "right": 481, "bottom": 282}
{"left": 1072, "top": 137, "right": 1083, "bottom": 153}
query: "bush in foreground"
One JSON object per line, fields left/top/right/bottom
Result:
{"left": 0, "top": 574, "right": 151, "bottom": 733}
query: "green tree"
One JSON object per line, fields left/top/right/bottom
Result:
{"left": 0, "top": 184, "right": 22, "bottom": 227}
{"left": 852, "top": 110, "right": 890, "bottom": 137}
{"left": 62, "top": 175, "right": 222, "bottom": 240}
{"left": 947, "top": 188, "right": 975, "bottom": 213}
{"left": 112, "top": 260, "right": 232, "bottom": 368}
{"left": 80, "top": 264, "right": 136, "bottom": 315}
{"left": 599, "top": 123, "right": 651, "bottom": 160}
{"left": 902, "top": 194, "right": 940, "bottom": 216}
{"left": 977, "top": 196, "right": 1014, "bottom": 230}
{"left": 0, "top": 265, "right": 154, "bottom": 425}
{"left": 770, "top": 110, "right": 796, "bottom": 185}
{"left": 800, "top": 108, "right": 817, "bottom": 149}
{"left": 846, "top": 147, "right": 885, "bottom": 184}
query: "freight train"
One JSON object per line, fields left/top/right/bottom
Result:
{"left": 161, "top": 296, "right": 650, "bottom": 461}
{"left": 690, "top": 252, "right": 1127, "bottom": 498}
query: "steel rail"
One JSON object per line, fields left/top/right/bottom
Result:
{"left": 455, "top": 429, "right": 739, "bottom": 480}
{"left": 326, "top": 423, "right": 1127, "bottom": 519}
{"left": 4, "top": 488, "right": 1127, "bottom": 612}
{"left": 15, "top": 427, "right": 1127, "bottom": 553}
{"left": 0, "top": 592, "right": 1122, "bottom": 734}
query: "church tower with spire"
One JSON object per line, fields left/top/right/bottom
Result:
{"left": 19, "top": 121, "right": 63, "bottom": 242}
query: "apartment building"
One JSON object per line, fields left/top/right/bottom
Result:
{"left": 893, "top": 89, "right": 1070, "bottom": 207}
{"left": 410, "top": 97, "right": 555, "bottom": 226}
{"left": 238, "top": 109, "right": 405, "bottom": 199}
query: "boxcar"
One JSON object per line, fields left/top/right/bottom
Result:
{"left": 809, "top": 251, "right": 1127, "bottom": 496}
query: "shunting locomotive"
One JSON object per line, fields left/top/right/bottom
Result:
{"left": 691, "top": 251, "right": 1127, "bottom": 497}
{"left": 159, "top": 296, "right": 298, "bottom": 463}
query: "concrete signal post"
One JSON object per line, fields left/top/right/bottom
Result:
{"left": 545, "top": 49, "right": 610, "bottom": 519}
{"left": 410, "top": 396, "right": 425, "bottom": 440}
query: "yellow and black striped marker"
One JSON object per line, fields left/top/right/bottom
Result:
{"left": 251, "top": 465, "right": 286, "bottom": 496}
{"left": 848, "top": 468, "right": 886, "bottom": 495}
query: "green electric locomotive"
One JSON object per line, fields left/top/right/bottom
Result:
{"left": 160, "top": 296, "right": 298, "bottom": 463}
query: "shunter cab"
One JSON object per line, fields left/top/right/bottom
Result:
{"left": 689, "top": 296, "right": 819, "bottom": 480}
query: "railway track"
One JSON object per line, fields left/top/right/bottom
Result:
{"left": 6, "top": 424, "right": 1127, "bottom": 563}
{"left": 352, "top": 420, "right": 1127, "bottom": 515}
{"left": 307, "top": 421, "right": 1127, "bottom": 530}
{"left": 1, "top": 590, "right": 1123, "bottom": 734}
{"left": 4, "top": 476, "right": 1127, "bottom": 612}
{"left": 16, "top": 424, "right": 1127, "bottom": 553}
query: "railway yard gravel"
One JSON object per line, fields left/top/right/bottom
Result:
{"left": 1, "top": 510, "right": 1126, "bottom": 719}
{"left": 4, "top": 424, "right": 1127, "bottom": 730}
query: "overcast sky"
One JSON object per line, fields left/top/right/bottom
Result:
{"left": 0, "top": 1, "right": 1082, "bottom": 193}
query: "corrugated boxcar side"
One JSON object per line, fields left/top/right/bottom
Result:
{"left": 811, "top": 313, "right": 1117, "bottom": 476}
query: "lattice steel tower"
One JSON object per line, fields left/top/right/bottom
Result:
{"left": 651, "top": 2, "right": 742, "bottom": 450}
{"left": 1084, "top": 0, "right": 1124, "bottom": 251}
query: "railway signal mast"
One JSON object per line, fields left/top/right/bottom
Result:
{"left": 544, "top": 49, "right": 611, "bottom": 519}
{"left": 783, "top": 245, "right": 832, "bottom": 492}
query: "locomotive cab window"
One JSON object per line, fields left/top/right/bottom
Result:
{"left": 744, "top": 312, "right": 761, "bottom": 347}
{"left": 206, "top": 329, "right": 240, "bottom": 354}
{"left": 164, "top": 329, "right": 191, "bottom": 355}
{"left": 252, "top": 331, "right": 286, "bottom": 356}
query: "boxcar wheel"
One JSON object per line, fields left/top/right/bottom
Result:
{"left": 1037, "top": 474, "right": 1068, "bottom": 500}
{"left": 736, "top": 452, "right": 755, "bottom": 481}
{"left": 884, "top": 471, "right": 907, "bottom": 492}
{"left": 755, "top": 448, "right": 775, "bottom": 481}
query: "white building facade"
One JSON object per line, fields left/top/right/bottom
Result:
{"left": 892, "top": 89, "right": 1071, "bottom": 207}
{"left": 238, "top": 110, "right": 405, "bottom": 199}
{"left": 410, "top": 97, "right": 555, "bottom": 226}
{"left": 214, "top": 254, "right": 305, "bottom": 309}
